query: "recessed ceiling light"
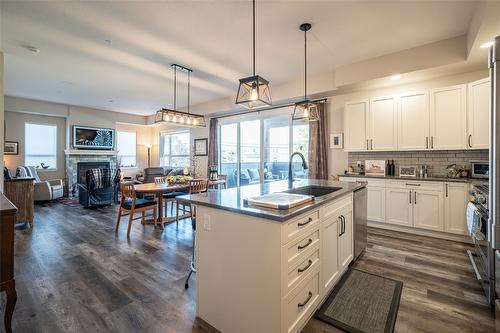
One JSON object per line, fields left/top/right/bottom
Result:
{"left": 25, "top": 45, "right": 40, "bottom": 54}
{"left": 480, "top": 41, "right": 494, "bottom": 49}
{"left": 390, "top": 74, "right": 401, "bottom": 81}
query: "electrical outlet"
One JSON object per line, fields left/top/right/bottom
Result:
{"left": 203, "top": 214, "right": 211, "bottom": 231}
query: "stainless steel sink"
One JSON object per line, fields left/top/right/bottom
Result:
{"left": 281, "top": 185, "right": 342, "bottom": 197}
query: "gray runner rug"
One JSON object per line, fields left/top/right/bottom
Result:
{"left": 315, "top": 268, "right": 403, "bottom": 333}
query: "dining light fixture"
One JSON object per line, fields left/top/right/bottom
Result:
{"left": 155, "top": 64, "right": 206, "bottom": 128}
{"left": 292, "top": 23, "right": 320, "bottom": 122}
{"left": 235, "top": 0, "right": 272, "bottom": 109}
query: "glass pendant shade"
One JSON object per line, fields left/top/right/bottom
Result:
{"left": 235, "top": 75, "right": 272, "bottom": 109}
{"left": 292, "top": 100, "right": 320, "bottom": 122}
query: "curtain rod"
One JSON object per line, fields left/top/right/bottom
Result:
{"left": 210, "top": 98, "right": 327, "bottom": 120}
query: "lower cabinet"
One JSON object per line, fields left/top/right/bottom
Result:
{"left": 386, "top": 187, "right": 413, "bottom": 227}
{"left": 338, "top": 208, "right": 353, "bottom": 271}
{"left": 321, "top": 215, "right": 340, "bottom": 292}
{"left": 444, "top": 182, "right": 469, "bottom": 235}
{"left": 413, "top": 189, "right": 444, "bottom": 232}
{"left": 367, "top": 186, "right": 386, "bottom": 222}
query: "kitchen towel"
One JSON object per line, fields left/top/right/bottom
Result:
{"left": 466, "top": 202, "right": 482, "bottom": 239}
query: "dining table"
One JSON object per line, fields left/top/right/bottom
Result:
{"left": 133, "top": 179, "right": 226, "bottom": 226}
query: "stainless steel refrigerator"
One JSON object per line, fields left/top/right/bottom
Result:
{"left": 489, "top": 35, "right": 500, "bottom": 318}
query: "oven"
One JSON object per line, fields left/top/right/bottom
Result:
{"left": 468, "top": 184, "right": 495, "bottom": 305}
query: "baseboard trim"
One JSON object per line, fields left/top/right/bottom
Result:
{"left": 367, "top": 221, "right": 472, "bottom": 243}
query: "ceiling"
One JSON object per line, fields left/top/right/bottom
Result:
{"left": 1, "top": 1, "right": 479, "bottom": 115}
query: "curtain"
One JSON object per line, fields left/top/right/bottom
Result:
{"left": 308, "top": 102, "right": 328, "bottom": 180}
{"left": 207, "top": 118, "right": 219, "bottom": 174}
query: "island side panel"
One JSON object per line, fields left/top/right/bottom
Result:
{"left": 196, "top": 206, "right": 282, "bottom": 333}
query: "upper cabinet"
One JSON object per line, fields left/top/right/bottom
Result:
{"left": 368, "top": 96, "right": 398, "bottom": 151}
{"left": 343, "top": 79, "right": 489, "bottom": 152}
{"left": 467, "top": 78, "right": 490, "bottom": 149}
{"left": 429, "top": 84, "right": 467, "bottom": 150}
{"left": 344, "top": 100, "right": 368, "bottom": 151}
{"left": 398, "top": 92, "right": 429, "bottom": 150}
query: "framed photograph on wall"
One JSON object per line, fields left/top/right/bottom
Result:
{"left": 4, "top": 141, "right": 19, "bottom": 155}
{"left": 194, "top": 138, "right": 208, "bottom": 156}
{"left": 329, "top": 133, "right": 343, "bottom": 149}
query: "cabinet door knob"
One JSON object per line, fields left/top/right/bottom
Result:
{"left": 426, "top": 136, "right": 429, "bottom": 149}
{"left": 298, "top": 260, "right": 313, "bottom": 273}
{"left": 409, "top": 191, "right": 412, "bottom": 204}
{"left": 298, "top": 292, "right": 313, "bottom": 308}
{"left": 445, "top": 184, "right": 448, "bottom": 197}
{"left": 469, "top": 134, "right": 473, "bottom": 148}
{"left": 414, "top": 191, "right": 417, "bottom": 204}
{"left": 297, "top": 238, "right": 312, "bottom": 250}
{"left": 298, "top": 217, "right": 313, "bottom": 227}
{"left": 431, "top": 136, "right": 434, "bottom": 149}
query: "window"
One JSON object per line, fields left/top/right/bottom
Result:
{"left": 117, "top": 131, "right": 137, "bottom": 168}
{"left": 161, "top": 131, "right": 190, "bottom": 167}
{"left": 25, "top": 123, "right": 57, "bottom": 169}
{"left": 219, "top": 110, "right": 310, "bottom": 188}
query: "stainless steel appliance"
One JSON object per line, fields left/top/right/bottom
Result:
{"left": 468, "top": 184, "right": 495, "bottom": 304}
{"left": 353, "top": 186, "right": 367, "bottom": 261}
{"left": 471, "top": 160, "right": 489, "bottom": 179}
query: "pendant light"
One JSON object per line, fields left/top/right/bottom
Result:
{"left": 292, "top": 23, "right": 320, "bottom": 122}
{"left": 235, "top": 0, "right": 272, "bottom": 109}
{"left": 155, "top": 64, "right": 206, "bottom": 128}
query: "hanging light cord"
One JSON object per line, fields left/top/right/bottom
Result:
{"left": 173, "top": 65, "right": 177, "bottom": 110}
{"left": 304, "top": 27, "right": 307, "bottom": 100}
{"left": 187, "top": 70, "right": 190, "bottom": 114}
{"left": 253, "top": 0, "right": 256, "bottom": 76}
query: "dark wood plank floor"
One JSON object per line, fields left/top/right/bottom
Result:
{"left": 0, "top": 202, "right": 496, "bottom": 332}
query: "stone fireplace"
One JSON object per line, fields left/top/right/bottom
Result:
{"left": 65, "top": 149, "right": 117, "bottom": 196}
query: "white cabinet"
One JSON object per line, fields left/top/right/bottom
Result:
{"left": 413, "top": 189, "right": 444, "bottom": 232}
{"left": 344, "top": 100, "right": 369, "bottom": 151}
{"left": 338, "top": 208, "right": 353, "bottom": 272}
{"left": 368, "top": 96, "right": 398, "bottom": 151}
{"left": 467, "top": 78, "right": 490, "bottom": 149}
{"left": 398, "top": 91, "right": 430, "bottom": 150}
{"left": 444, "top": 182, "right": 469, "bottom": 235}
{"left": 386, "top": 188, "right": 413, "bottom": 227}
{"left": 430, "top": 84, "right": 467, "bottom": 150}
{"left": 321, "top": 215, "right": 340, "bottom": 293}
{"left": 367, "top": 186, "right": 386, "bottom": 223}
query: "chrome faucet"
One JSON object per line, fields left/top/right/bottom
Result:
{"left": 288, "top": 152, "right": 308, "bottom": 188}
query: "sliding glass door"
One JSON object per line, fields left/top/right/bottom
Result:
{"left": 219, "top": 111, "right": 309, "bottom": 188}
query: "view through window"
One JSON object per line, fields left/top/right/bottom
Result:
{"left": 25, "top": 123, "right": 58, "bottom": 169}
{"left": 117, "top": 131, "right": 137, "bottom": 168}
{"left": 161, "top": 131, "right": 190, "bottom": 167}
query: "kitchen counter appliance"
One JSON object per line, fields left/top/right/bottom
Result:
{"left": 471, "top": 161, "right": 489, "bottom": 179}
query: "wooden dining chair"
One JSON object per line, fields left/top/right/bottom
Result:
{"left": 176, "top": 178, "right": 208, "bottom": 224}
{"left": 116, "top": 182, "right": 157, "bottom": 238}
{"left": 218, "top": 174, "right": 227, "bottom": 189}
{"left": 154, "top": 176, "right": 176, "bottom": 216}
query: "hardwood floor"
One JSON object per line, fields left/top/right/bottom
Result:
{"left": 0, "top": 202, "right": 496, "bottom": 332}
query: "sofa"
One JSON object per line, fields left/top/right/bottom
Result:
{"left": 142, "top": 167, "right": 191, "bottom": 183}
{"left": 233, "top": 168, "right": 279, "bottom": 186}
{"left": 16, "top": 166, "right": 64, "bottom": 202}
{"left": 78, "top": 168, "right": 121, "bottom": 208}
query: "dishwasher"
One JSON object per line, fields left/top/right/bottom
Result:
{"left": 353, "top": 186, "right": 367, "bottom": 261}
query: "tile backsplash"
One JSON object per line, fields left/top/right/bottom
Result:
{"left": 347, "top": 150, "right": 488, "bottom": 177}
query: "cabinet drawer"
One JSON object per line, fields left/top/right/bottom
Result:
{"left": 284, "top": 229, "right": 320, "bottom": 268}
{"left": 389, "top": 180, "right": 443, "bottom": 192}
{"left": 322, "top": 195, "right": 352, "bottom": 219}
{"left": 285, "top": 247, "right": 320, "bottom": 296}
{"left": 357, "top": 177, "right": 386, "bottom": 188}
{"left": 282, "top": 210, "right": 319, "bottom": 244}
{"left": 285, "top": 269, "right": 320, "bottom": 333}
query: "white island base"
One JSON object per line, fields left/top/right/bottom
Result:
{"left": 195, "top": 193, "right": 354, "bottom": 333}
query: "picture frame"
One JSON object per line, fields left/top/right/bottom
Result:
{"left": 194, "top": 138, "right": 208, "bottom": 156}
{"left": 365, "top": 160, "right": 386, "bottom": 176}
{"left": 329, "top": 133, "right": 343, "bottom": 149}
{"left": 399, "top": 165, "right": 417, "bottom": 177}
{"left": 4, "top": 141, "right": 19, "bottom": 155}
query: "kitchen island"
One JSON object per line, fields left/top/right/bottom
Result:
{"left": 177, "top": 179, "right": 366, "bottom": 333}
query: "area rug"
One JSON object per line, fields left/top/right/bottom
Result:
{"left": 57, "top": 197, "right": 80, "bottom": 207}
{"left": 315, "top": 268, "right": 403, "bottom": 333}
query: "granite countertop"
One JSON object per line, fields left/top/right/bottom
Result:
{"left": 338, "top": 174, "right": 486, "bottom": 183}
{"left": 0, "top": 193, "right": 17, "bottom": 214}
{"left": 176, "top": 179, "right": 366, "bottom": 222}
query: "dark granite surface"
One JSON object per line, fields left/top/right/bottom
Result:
{"left": 176, "top": 179, "right": 366, "bottom": 222}
{"left": 338, "top": 174, "right": 486, "bottom": 183}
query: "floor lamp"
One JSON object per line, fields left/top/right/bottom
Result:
{"left": 146, "top": 145, "right": 152, "bottom": 168}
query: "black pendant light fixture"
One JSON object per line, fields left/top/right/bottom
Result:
{"left": 155, "top": 64, "right": 206, "bottom": 128}
{"left": 292, "top": 23, "right": 320, "bottom": 122}
{"left": 235, "top": 0, "right": 272, "bottom": 109}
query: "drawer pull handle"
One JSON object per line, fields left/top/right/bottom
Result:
{"left": 405, "top": 183, "right": 421, "bottom": 186}
{"left": 298, "top": 217, "right": 313, "bottom": 227}
{"left": 298, "top": 238, "right": 312, "bottom": 250}
{"left": 298, "top": 260, "right": 313, "bottom": 273}
{"left": 469, "top": 134, "right": 473, "bottom": 148}
{"left": 298, "top": 292, "right": 313, "bottom": 308}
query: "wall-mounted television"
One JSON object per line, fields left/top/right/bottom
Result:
{"left": 73, "top": 125, "right": 114, "bottom": 150}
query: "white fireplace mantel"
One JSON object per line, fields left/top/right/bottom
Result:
{"left": 64, "top": 149, "right": 118, "bottom": 156}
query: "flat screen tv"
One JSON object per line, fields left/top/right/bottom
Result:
{"left": 73, "top": 125, "right": 114, "bottom": 150}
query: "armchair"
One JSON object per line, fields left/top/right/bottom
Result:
{"left": 16, "top": 166, "right": 64, "bottom": 202}
{"left": 78, "top": 168, "right": 121, "bottom": 208}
